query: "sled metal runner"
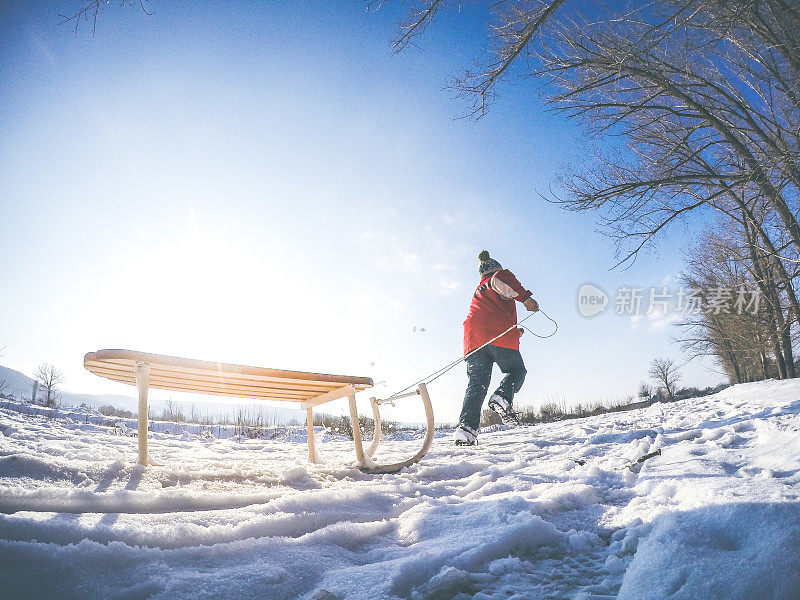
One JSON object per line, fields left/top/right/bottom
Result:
{"left": 83, "top": 349, "right": 434, "bottom": 474}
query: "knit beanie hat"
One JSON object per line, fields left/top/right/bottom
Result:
{"left": 478, "top": 250, "right": 502, "bottom": 276}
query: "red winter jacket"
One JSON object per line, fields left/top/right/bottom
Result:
{"left": 463, "top": 269, "right": 532, "bottom": 355}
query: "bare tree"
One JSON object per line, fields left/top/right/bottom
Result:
{"left": 382, "top": 0, "right": 800, "bottom": 379}
{"left": 0, "top": 346, "right": 7, "bottom": 397}
{"left": 161, "top": 397, "right": 185, "bottom": 422}
{"left": 58, "top": 0, "right": 154, "bottom": 36}
{"left": 649, "top": 358, "right": 681, "bottom": 401}
{"left": 676, "top": 219, "right": 796, "bottom": 383}
{"left": 380, "top": 1, "right": 800, "bottom": 264}
{"left": 34, "top": 363, "right": 65, "bottom": 408}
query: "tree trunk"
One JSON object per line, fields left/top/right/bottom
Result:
{"left": 773, "top": 336, "right": 787, "bottom": 379}
{"left": 742, "top": 201, "right": 800, "bottom": 331}
{"left": 720, "top": 338, "right": 743, "bottom": 384}
{"left": 780, "top": 312, "right": 796, "bottom": 378}
{"left": 762, "top": 350, "right": 769, "bottom": 379}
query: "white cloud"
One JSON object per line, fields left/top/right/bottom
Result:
{"left": 648, "top": 313, "right": 681, "bottom": 332}
{"left": 357, "top": 229, "right": 468, "bottom": 296}
{"left": 400, "top": 252, "right": 422, "bottom": 274}
{"left": 436, "top": 276, "right": 463, "bottom": 295}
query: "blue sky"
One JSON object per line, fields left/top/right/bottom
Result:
{"left": 0, "top": 1, "right": 720, "bottom": 423}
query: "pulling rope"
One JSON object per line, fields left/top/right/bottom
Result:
{"left": 520, "top": 309, "right": 558, "bottom": 339}
{"left": 383, "top": 309, "right": 558, "bottom": 402}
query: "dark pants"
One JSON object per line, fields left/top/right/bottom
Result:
{"left": 459, "top": 345, "right": 526, "bottom": 431}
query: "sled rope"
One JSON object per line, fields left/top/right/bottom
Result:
{"left": 520, "top": 309, "right": 558, "bottom": 339}
{"left": 384, "top": 309, "right": 558, "bottom": 401}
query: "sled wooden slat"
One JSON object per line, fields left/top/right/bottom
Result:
{"left": 87, "top": 361, "right": 356, "bottom": 391}
{"left": 94, "top": 360, "right": 357, "bottom": 390}
{"left": 84, "top": 370, "right": 352, "bottom": 400}
{"left": 86, "top": 374, "right": 313, "bottom": 401}
{"left": 85, "top": 351, "right": 371, "bottom": 390}
{"left": 83, "top": 349, "right": 436, "bottom": 474}
{"left": 84, "top": 365, "right": 347, "bottom": 399}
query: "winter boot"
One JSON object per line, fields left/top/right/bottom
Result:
{"left": 453, "top": 424, "right": 478, "bottom": 446}
{"left": 488, "top": 394, "right": 520, "bottom": 426}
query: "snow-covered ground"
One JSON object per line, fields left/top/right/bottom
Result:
{"left": 1, "top": 380, "right": 799, "bottom": 600}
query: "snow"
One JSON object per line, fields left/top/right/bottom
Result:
{"left": 1, "top": 380, "right": 800, "bottom": 599}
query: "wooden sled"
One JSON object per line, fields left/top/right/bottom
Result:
{"left": 83, "top": 349, "right": 434, "bottom": 474}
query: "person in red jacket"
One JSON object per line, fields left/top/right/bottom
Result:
{"left": 455, "top": 250, "right": 539, "bottom": 445}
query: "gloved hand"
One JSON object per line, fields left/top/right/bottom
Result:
{"left": 523, "top": 297, "right": 539, "bottom": 312}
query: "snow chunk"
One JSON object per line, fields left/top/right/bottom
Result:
{"left": 618, "top": 503, "right": 800, "bottom": 599}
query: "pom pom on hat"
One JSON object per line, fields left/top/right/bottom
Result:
{"left": 478, "top": 250, "right": 502, "bottom": 276}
